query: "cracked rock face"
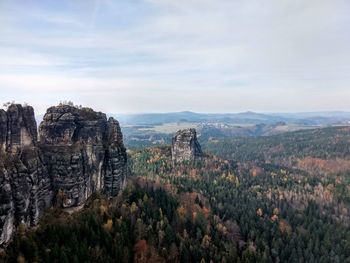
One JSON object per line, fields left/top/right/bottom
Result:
{"left": 171, "top": 128, "right": 202, "bottom": 163}
{"left": 102, "top": 117, "right": 127, "bottom": 196}
{"left": 0, "top": 110, "right": 7, "bottom": 151}
{"left": 0, "top": 104, "right": 127, "bottom": 247}
{"left": 0, "top": 168, "right": 14, "bottom": 246}
{"left": 0, "top": 104, "right": 51, "bottom": 246}
{"left": 39, "top": 105, "right": 127, "bottom": 208}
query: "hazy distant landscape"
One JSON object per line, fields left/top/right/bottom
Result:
{"left": 116, "top": 111, "right": 350, "bottom": 149}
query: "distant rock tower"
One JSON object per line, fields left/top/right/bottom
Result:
{"left": 171, "top": 128, "right": 202, "bottom": 163}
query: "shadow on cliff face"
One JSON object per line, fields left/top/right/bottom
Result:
{"left": 0, "top": 103, "right": 128, "bottom": 247}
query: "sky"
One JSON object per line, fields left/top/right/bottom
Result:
{"left": 0, "top": 0, "right": 349, "bottom": 114}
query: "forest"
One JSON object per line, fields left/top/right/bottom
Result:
{"left": 202, "top": 126, "right": 350, "bottom": 162}
{"left": 2, "top": 126, "right": 350, "bottom": 262}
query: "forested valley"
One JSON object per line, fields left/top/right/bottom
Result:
{"left": 2, "top": 127, "right": 350, "bottom": 263}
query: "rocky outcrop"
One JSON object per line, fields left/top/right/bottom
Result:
{"left": 171, "top": 129, "right": 202, "bottom": 163}
{"left": 102, "top": 117, "right": 127, "bottom": 196}
{"left": 38, "top": 105, "right": 127, "bottom": 207}
{"left": 0, "top": 110, "right": 7, "bottom": 151}
{"left": 0, "top": 104, "right": 51, "bottom": 246}
{"left": 0, "top": 104, "right": 127, "bottom": 246}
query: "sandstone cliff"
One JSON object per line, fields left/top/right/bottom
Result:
{"left": 0, "top": 104, "right": 50, "bottom": 246}
{"left": 171, "top": 128, "right": 202, "bottom": 163}
{"left": 0, "top": 104, "right": 127, "bottom": 246}
{"left": 38, "top": 105, "right": 127, "bottom": 207}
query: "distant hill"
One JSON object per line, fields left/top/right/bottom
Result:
{"left": 116, "top": 111, "right": 350, "bottom": 149}
{"left": 115, "top": 111, "right": 206, "bottom": 125}
{"left": 113, "top": 111, "right": 350, "bottom": 126}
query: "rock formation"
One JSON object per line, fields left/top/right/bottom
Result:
{"left": 0, "top": 104, "right": 127, "bottom": 246}
{"left": 0, "top": 104, "right": 50, "bottom": 246}
{"left": 38, "top": 105, "right": 127, "bottom": 207}
{"left": 171, "top": 128, "right": 202, "bottom": 163}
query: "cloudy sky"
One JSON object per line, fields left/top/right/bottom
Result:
{"left": 0, "top": 0, "right": 349, "bottom": 114}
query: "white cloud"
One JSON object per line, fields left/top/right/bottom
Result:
{"left": 0, "top": 0, "right": 349, "bottom": 112}
{"left": 0, "top": 48, "right": 68, "bottom": 67}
